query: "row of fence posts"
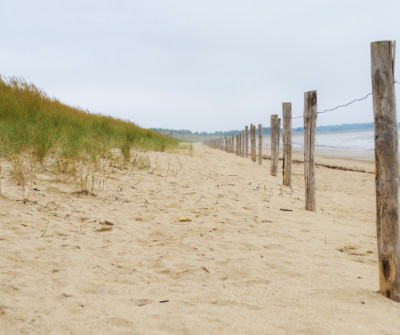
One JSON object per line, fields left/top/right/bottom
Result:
{"left": 203, "top": 40, "right": 399, "bottom": 303}
{"left": 203, "top": 96, "right": 316, "bottom": 211}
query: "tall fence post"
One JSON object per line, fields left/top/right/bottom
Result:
{"left": 270, "top": 115, "right": 279, "bottom": 176}
{"left": 304, "top": 91, "right": 317, "bottom": 211}
{"left": 251, "top": 124, "right": 256, "bottom": 162}
{"left": 235, "top": 134, "right": 238, "bottom": 155}
{"left": 282, "top": 103, "right": 292, "bottom": 187}
{"left": 242, "top": 130, "right": 245, "bottom": 157}
{"left": 236, "top": 134, "right": 239, "bottom": 155}
{"left": 245, "top": 126, "right": 249, "bottom": 158}
{"left": 239, "top": 133, "right": 242, "bottom": 156}
{"left": 371, "top": 40, "right": 400, "bottom": 302}
{"left": 258, "top": 124, "right": 262, "bottom": 164}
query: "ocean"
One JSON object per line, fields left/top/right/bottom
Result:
{"left": 292, "top": 130, "right": 375, "bottom": 152}
{"left": 262, "top": 130, "right": 374, "bottom": 152}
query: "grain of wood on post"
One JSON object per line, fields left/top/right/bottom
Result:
{"left": 258, "top": 124, "right": 262, "bottom": 165}
{"left": 304, "top": 91, "right": 317, "bottom": 211}
{"left": 371, "top": 40, "right": 400, "bottom": 302}
{"left": 282, "top": 103, "right": 292, "bottom": 187}
{"left": 270, "top": 115, "right": 279, "bottom": 176}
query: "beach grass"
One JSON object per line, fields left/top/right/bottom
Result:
{"left": 0, "top": 76, "right": 177, "bottom": 164}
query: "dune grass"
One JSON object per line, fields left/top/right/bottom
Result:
{"left": 0, "top": 76, "right": 177, "bottom": 164}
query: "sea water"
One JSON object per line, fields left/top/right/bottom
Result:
{"left": 262, "top": 130, "right": 375, "bottom": 152}
{"left": 292, "top": 130, "right": 375, "bottom": 152}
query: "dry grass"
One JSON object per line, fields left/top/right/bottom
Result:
{"left": 0, "top": 75, "right": 178, "bottom": 201}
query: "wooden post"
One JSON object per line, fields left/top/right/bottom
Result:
{"left": 242, "top": 130, "right": 245, "bottom": 157}
{"left": 258, "top": 124, "right": 262, "bottom": 164}
{"left": 245, "top": 126, "right": 249, "bottom": 158}
{"left": 251, "top": 125, "right": 256, "bottom": 162}
{"left": 283, "top": 103, "right": 292, "bottom": 187}
{"left": 250, "top": 124, "right": 253, "bottom": 161}
{"left": 235, "top": 134, "right": 239, "bottom": 155}
{"left": 239, "top": 130, "right": 242, "bottom": 157}
{"left": 231, "top": 135, "right": 234, "bottom": 153}
{"left": 304, "top": 91, "right": 317, "bottom": 211}
{"left": 371, "top": 40, "right": 400, "bottom": 301}
{"left": 270, "top": 115, "right": 279, "bottom": 176}
{"left": 238, "top": 133, "right": 242, "bottom": 156}
{"left": 235, "top": 134, "right": 237, "bottom": 155}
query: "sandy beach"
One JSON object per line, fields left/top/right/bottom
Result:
{"left": 1, "top": 143, "right": 400, "bottom": 334}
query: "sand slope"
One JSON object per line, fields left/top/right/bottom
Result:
{"left": 1, "top": 143, "right": 399, "bottom": 334}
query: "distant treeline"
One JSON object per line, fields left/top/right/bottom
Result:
{"left": 152, "top": 122, "right": 376, "bottom": 137}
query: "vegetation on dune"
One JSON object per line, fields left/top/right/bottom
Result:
{"left": 0, "top": 76, "right": 177, "bottom": 163}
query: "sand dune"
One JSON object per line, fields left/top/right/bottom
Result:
{"left": 1, "top": 143, "right": 399, "bottom": 334}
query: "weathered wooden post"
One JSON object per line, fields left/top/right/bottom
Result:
{"left": 250, "top": 124, "right": 253, "bottom": 160}
{"left": 239, "top": 130, "right": 242, "bottom": 157}
{"left": 242, "top": 130, "right": 245, "bottom": 157}
{"left": 270, "top": 115, "right": 279, "bottom": 176}
{"left": 371, "top": 40, "right": 400, "bottom": 301}
{"left": 258, "top": 124, "right": 262, "bottom": 164}
{"left": 251, "top": 125, "right": 256, "bottom": 162}
{"left": 254, "top": 124, "right": 257, "bottom": 162}
{"left": 283, "top": 103, "right": 292, "bottom": 187}
{"left": 231, "top": 135, "right": 234, "bottom": 153}
{"left": 235, "top": 134, "right": 238, "bottom": 155}
{"left": 239, "top": 133, "right": 242, "bottom": 156}
{"left": 304, "top": 91, "right": 317, "bottom": 211}
{"left": 245, "top": 126, "right": 249, "bottom": 158}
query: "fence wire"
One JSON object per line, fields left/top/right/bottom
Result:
{"left": 317, "top": 92, "right": 372, "bottom": 115}
{"left": 291, "top": 79, "right": 399, "bottom": 120}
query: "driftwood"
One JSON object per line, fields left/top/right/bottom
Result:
{"left": 262, "top": 155, "right": 374, "bottom": 174}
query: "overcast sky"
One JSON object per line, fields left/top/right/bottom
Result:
{"left": 1, "top": 0, "right": 399, "bottom": 132}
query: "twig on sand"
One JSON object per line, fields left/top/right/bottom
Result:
{"left": 41, "top": 219, "right": 50, "bottom": 237}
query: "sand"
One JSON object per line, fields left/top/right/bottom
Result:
{"left": 1, "top": 143, "right": 400, "bottom": 334}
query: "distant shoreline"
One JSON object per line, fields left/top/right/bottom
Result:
{"left": 152, "top": 122, "right": 377, "bottom": 139}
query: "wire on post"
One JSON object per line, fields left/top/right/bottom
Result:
{"left": 290, "top": 91, "right": 373, "bottom": 119}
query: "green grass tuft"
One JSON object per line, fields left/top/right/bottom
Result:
{"left": 0, "top": 76, "right": 177, "bottom": 162}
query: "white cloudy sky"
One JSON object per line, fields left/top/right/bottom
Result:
{"left": 1, "top": 0, "right": 399, "bottom": 132}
